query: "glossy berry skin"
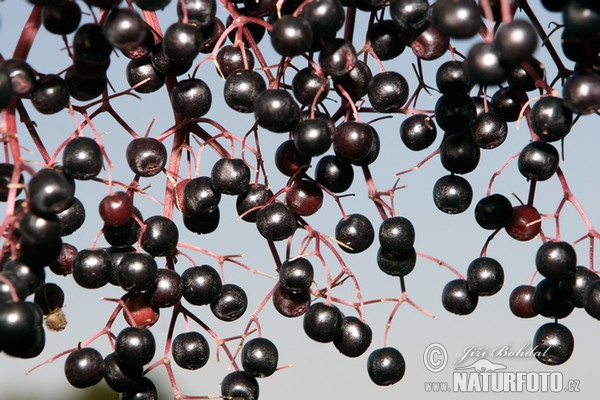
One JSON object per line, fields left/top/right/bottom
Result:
{"left": 299, "top": 0, "right": 345, "bottom": 39}
{"left": 411, "top": 23, "right": 450, "bottom": 60}
{"left": 272, "top": 284, "right": 311, "bottom": 318}
{"left": 533, "top": 322, "right": 574, "bottom": 366}
{"left": 442, "top": 279, "right": 478, "bottom": 315}
{"left": 318, "top": 38, "right": 357, "bottom": 78}
{"left": 367, "top": 347, "right": 405, "bottom": 386}
{"left": 103, "top": 8, "right": 146, "bottom": 50}
{"left": 256, "top": 202, "right": 296, "bottom": 241}
{"left": 141, "top": 215, "right": 179, "bottom": 257}
{"left": 432, "top": 175, "right": 473, "bottom": 214}
{"left": 509, "top": 285, "right": 538, "bottom": 318}
{"left": 123, "top": 293, "right": 160, "bottom": 328}
{"left": 584, "top": 280, "right": 600, "bottom": 319}
{"left": 434, "top": 93, "right": 476, "bottom": 132}
{"left": 369, "top": 20, "right": 406, "bottom": 61}
{"left": 102, "top": 352, "right": 143, "bottom": 392}
{"left": 285, "top": 179, "right": 323, "bottom": 216}
{"left": 221, "top": 370, "right": 259, "bottom": 400}
{"left": 439, "top": 133, "right": 480, "bottom": 174}
{"left": 333, "top": 60, "right": 372, "bottom": 101}
{"left": 436, "top": 61, "right": 472, "bottom": 95}
{"left": 115, "top": 326, "right": 156, "bottom": 366}
{"left": 177, "top": 0, "right": 216, "bottom": 27}
{"left": 183, "top": 176, "right": 221, "bottom": 214}
{"left": 292, "top": 118, "right": 333, "bottom": 157}
{"left": 378, "top": 216, "right": 415, "bottom": 254}
{"left": 270, "top": 15, "right": 313, "bottom": 57}
{"left": 279, "top": 257, "right": 314, "bottom": 293}
{"left": 28, "top": 168, "right": 75, "bottom": 215}
{"left": 117, "top": 252, "right": 158, "bottom": 292}
{"left": 211, "top": 158, "right": 250, "bottom": 195}
{"left": 30, "top": 74, "right": 70, "bottom": 114}
{"left": 211, "top": 284, "right": 248, "bottom": 322}
{"left": 333, "top": 121, "right": 375, "bottom": 164}
{"left": 367, "top": 71, "right": 409, "bottom": 113}
{"left": 55, "top": 197, "right": 85, "bottom": 236}
{"left": 121, "top": 377, "right": 158, "bottom": 400}
{"left": 3, "top": 258, "right": 45, "bottom": 295}
{"left": 99, "top": 191, "right": 133, "bottom": 227}
{"left": 400, "top": 114, "right": 437, "bottom": 151}
{"left": 314, "top": 155, "right": 354, "bottom": 193}
{"left": 533, "top": 278, "right": 574, "bottom": 319}
{"left": 506, "top": 205, "right": 541, "bottom": 241}
{"left": 170, "top": 78, "right": 212, "bottom": 118}
{"left": 530, "top": 96, "right": 573, "bottom": 142}
{"left": 64, "top": 347, "right": 104, "bottom": 388}
{"left": 148, "top": 268, "right": 183, "bottom": 308}
{"left": 275, "top": 139, "right": 311, "bottom": 177}
{"left": 495, "top": 19, "right": 538, "bottom": 63}
{"left": 303, "top": 302, "right": 343, "bottom": 343}
{"left": 560, "top": 266, "right": 599, "bottom": 308}
{"left": 63, "top": 137, "right": 103, "bottom": 180}
{"left": 389, "top": 0, "right": 429, "bottom": 31}
{"left": 181, "top": 265, "right": 222, "bottom": 306}
{"left": 172, "top": 331, "right": 210, "bottom": 370}
{"left": 562, "top": 72, "right": 600, "bottom": 115}
{"left": 254, "top": 89, "right": 300, "bottom": 133}
{"left": 466, "top": 257, "right": 504, "bottom": 296}
{"left": 126, "top": 137, "right": 167, "bottom": 177}
{"left": 465, "top": 43, "right": 506, "bottom": 86}
{"left": 126, "top": 57, "right": 165, "bottom": 94}
{"left": 215, "top": 45, "right": 255, "bottom": 78}
{"left": 236, "top": 184, "right": 273, "bottom": 222}
{"left": 241, "top": 337, "right": 279, "bottom": 377}
{"left": 335, "top": 213, "right": 375, "bottom": 254}
{"left": 42, "top": 1, "right": 82, "bottom": 35}
{"left": 72, "top": 248, "right": 111, "bottom": 289}
{"left": 3, "top": 58, "right": 36, "bottom": 98}
{"left": 432, "top": 0, "right": 482, "bottom": 39}
{"left": 333, "top": 316, "right": 372, "bottom": 358}
{"left": 474, "top": 193, "right": 512, "bottom": 230}
{"left": 224, "top": 70, "right": 266, "bottom": 113}
{"left": 163, "top": 22, "right": 202, "bottom": 62}
{"left": 103, "top": 208, "right": 143, "bottom": 247}
{"left": 535, "top": 241, "right": 577, "bottom": 280}
{"left": 65, "top": 68, "right": 107, "bottom": 101}
{"left": 518, "top": 141, "right": 559, "bottom": 181}
{"left": 471, "top": 112, "right": 508, "bottom": 149}
{"left": 292, "top": 67, "right": 328, "bottom": 106}
{"left": 490, "top": 87, "right": 522, "bottom": 122}
{"left": 377, "top": 246, "right": 417, "bottom": 277}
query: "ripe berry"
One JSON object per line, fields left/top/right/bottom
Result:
{"left": 211, "top": 283, "right": 248, "bottom": 322}
{"left": 256, "top": 202, "right": 297, "bottom": 241}
{"left": 303, "top": 302, "right": 343, "bottom": 343}
{"left": 509, "top": 285, "right": 538, "bottom": 318}
{"left": 533, "top": 278, "right": 574, "bottom": 319}
{"left": 335, "top": 213, "right": 375, "bottom": 254}
{"left": 32, "top": 74, "right": 69, "bottom": 114}
{"left": 72, "top": 249, "right": 111, "bottom": 289}
{"left": 530, "top": 96, "right": 573, "bottom": 142}
{"left": 241, "top": 337, "right": 279, "bottom": 377}
{"left": 117, "top": 252, "right": 158, "bottom": 292}
{"left": 367, "top": 347, "right": 405, "bottom": 386}
{"left": 432, "top": 174, "right": 473, "bottom": 214}
{"left": 64, "top": 347, "right": 104, "bottom": 388}
{"left": 103, "top": 8, "right": 146, "bottom": 50}
{"left": 224, "top": 70, "right": 266, "bottom": 113}
{"left": 318, "top": 38, "right": 357, "bottom": 78}
{"left": 141, "top": 215, "right": 179, "bottom": 257}
{"left": 181, "top": 264, "right": 222, "bottom": 306}
{"left": 560, "top": 266, "right": 599, "bottom": 308}
{"left": 163, "top": 22, "right": 202, "bottom": 62}
{"left": 170, "top": 78, "right": 212, "bottom": 118}
{"left": 377, "top": 246, "right": 417, "bottom": 277}
{"left": 270, "top": 15, "right": 313, "bottom": 57}
{"left": 126, "top": 137, "right": 167, "bottom": 177}
{"left": 494, "top": 19, "right": 538, "bottom": 63}
{"left": 210, "top": 158, "right": 250, "bottom": 195}
{"left": 285, "top": 178, "right": 324, "bottom": 216}
{"left": 115, "top": 326, "right": 156, "bottom": 366}
{"left": 533, "top": 322, "right": 574, "bottom": 366}
{"left": 314, "top": 155, "right": 354, "bottom": 193}
{"left": 432, "top": 0, "right": 482, "bottom": 39}
{"left": 279, "top": 257, "right": 314, "bottom": 293}
{"left": 63, "top": 137, "right": 103, "bottom": 180}
{"left": 148, "top": 268, "right": 183, "bottom": 308}
{"left": 442, "top": 279, "right": 478, "bottom": 315}
{"left": 221, "top": 370, "right": 259, "bottom": 400}
{"left": 400, "top": 114, "right": 437, "bottom": 151}
{"left": 172, "top": 331, "right": 210, "bottom": 370}
{"left": 378, "top": 216, "right": 415, "bottom": 254}
{"left": 465, "top": 43, "right": 507, "bottom": 86}
{"left": 367, "top": 71, "right": 409, "bottom": 113}
{"left": 389, "top": 0, "right": 429, "bottom": 31}
{"left": 333, "top": 316, "right": 372, "bottom": 358}
{"left": 518, "top": 141, "right": 559, "bottom": 181}
{"left": 28, "top": 168, "right": 75, "bottom": 215}
{"left": 292, "top": 117, "right": 333, "bottom": 157}
{"left": 535, "top": 241, "right": 577, "bottom": 280}
{"left": 466, "top": 257, "right": 504, "bottom": 296}
{"left": 474, "top": 193, "right": 512, "bottom": 230}
{"left": 236, "top": 184, "right": 273, "bottom": 222}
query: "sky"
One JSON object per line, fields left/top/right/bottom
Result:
{"left": 1, "top": 1, "right": 599, "bottom": 399}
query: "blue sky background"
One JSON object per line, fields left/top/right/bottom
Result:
{"left": 1, "top": 1, "right": 599, "bottom": 399}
